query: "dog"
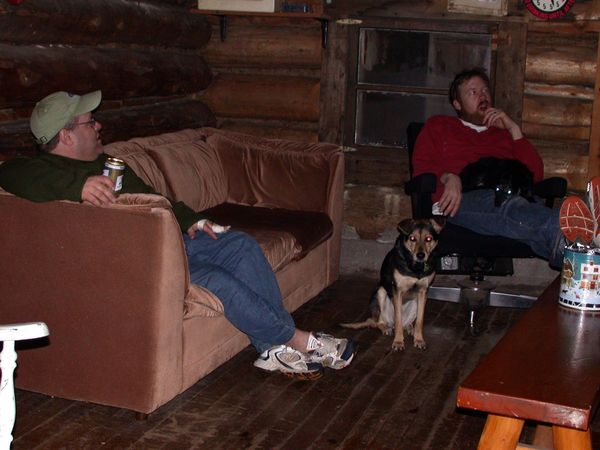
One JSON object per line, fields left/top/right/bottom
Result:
{"left": 459, "top": 157, "right": 535, "bottom": 207}
{"left": 341, "top": 217, "right": 444, "bottom": 351}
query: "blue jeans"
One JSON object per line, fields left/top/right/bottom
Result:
{"left": 183, "top": 231, "right": 295, "bottom": 353}
{"left": 448, "top": 190, "right": 563, "bottom": 268}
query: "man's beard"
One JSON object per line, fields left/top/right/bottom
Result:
{"left": 458, "top": 100, "right": 489, "bottom": 126}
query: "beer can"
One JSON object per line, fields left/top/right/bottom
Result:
{"left": 103, "top": 157, "right": 125, "bottom": 192}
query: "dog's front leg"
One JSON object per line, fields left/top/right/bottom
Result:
{"left": 391, "top": 287, "right": 405, "bottom": 351}
{"left": 375, "top": 287, "right": 394, "bottom": 335}
{"left": 413, "top": 277, "right": 432, "bottom": 349}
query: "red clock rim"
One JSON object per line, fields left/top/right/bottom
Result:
{"left": 524, "top": 0, "right": 575, "bottom": 19}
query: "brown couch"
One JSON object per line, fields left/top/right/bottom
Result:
{"left": 0, "top": 127, "right": 344, "bottom": 414}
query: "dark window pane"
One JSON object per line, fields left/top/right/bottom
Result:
{"left": 358, "top": 29, "right": 492, "bottom": 88}
{"left": 355, "top": 91, "right": 455, "bottom": 148}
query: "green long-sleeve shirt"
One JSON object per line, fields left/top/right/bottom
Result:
{"left": 0, "top": 152, "right": 205, "bottom": 233}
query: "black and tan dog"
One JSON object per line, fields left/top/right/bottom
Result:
{"left": 341, "top": 218, "right": 444, "bottom": 351}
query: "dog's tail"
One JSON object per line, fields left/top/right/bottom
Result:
{"left": 339, "top": 318, "right": 378, "bottom": 330}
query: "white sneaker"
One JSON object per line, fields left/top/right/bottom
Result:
{"left": 254, "top": 345, "right": 324, "bottom": 380}
{"left": 307, "top": 333, "right": 357, "bottom": 370}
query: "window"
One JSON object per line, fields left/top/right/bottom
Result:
{"left": 348, "top": 27, "right": 494, "bottom": 149}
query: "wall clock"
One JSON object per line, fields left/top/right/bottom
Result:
{"left": 524, "top": 0, "right": 575, "bottom": 19}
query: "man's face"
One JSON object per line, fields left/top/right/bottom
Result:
{"left": 453, "top": 76, "right": 492, "bottom": 126}
{"left": 67, "top": 112, "right": 103, "bottom": 161}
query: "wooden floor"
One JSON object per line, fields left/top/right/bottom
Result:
{"left": 11, "top": 273, "right": 600, "bottom": 449}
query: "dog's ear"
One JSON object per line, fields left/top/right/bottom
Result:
{"left": 430, "top": 216, "right": 445, "bottom": 233}
{"left": 397, "top": 218, "right": 416, "bottom": 235}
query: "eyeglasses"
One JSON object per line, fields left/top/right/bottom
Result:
{"left": 71, "top": 118, "right": 97, "bottom": 128}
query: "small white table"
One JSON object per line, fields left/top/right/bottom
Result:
{"left": 0, "top": 322, "right": 49, "bottom": 450}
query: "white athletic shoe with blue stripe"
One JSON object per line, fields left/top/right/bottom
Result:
{"left": 254, "top": 345, "right": 324, "bottom": 380}
{"left": 307, "top": 333, "right": 357, "bottom": 370}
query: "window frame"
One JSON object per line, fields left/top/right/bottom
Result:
{"left": 343, "top": 18, "right": 499, "bottom": 151}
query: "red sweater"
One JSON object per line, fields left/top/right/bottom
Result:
{"left": 412, "top": 115, "right": 544, "bottom": 202}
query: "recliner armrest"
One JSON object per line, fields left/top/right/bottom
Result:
{"left": 534, "top": 177, "right": 567, "bottom": 207}
{"left": 404, "top": 172, "right": 436, "bottom": 195}
{"left": 404, "top": 172, "right": 436, "bottom": 219}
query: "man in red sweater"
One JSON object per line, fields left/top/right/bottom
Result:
{"left": 413, "top": 68, "right": 563, "bottom": 268}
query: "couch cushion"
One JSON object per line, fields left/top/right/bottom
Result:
{"left": 144, "top": 140, "right": 227, "bottom": 212}
{"left": 114, "top": 193, "right": 172, "bottom": 209}
{"left": 129, "top": 128, "right": 208, "bottom": 148}
{"left": 104, "top": 141, "right": 171, "bottom": 196}
{"left": 105, "top": 129, "right": 228, "bottom": 210}
{"left": 203, "top": 130, "right": 339, "bottom": 211}
{"left": 184, "top": 284, "right": 224, "bottom": 319}
{"left": 203, "top": 203, "right": 333, "bottom": 261}
{"left": 248, "top": 228, "right": 298, "bottom": 272}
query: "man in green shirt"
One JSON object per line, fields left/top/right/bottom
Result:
{"left": 0, "top": 90, "right": 356, "bottom": 378}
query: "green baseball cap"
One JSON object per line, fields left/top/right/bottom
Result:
{"left": 30, "top": 90, "right": 102, "bottom": 144}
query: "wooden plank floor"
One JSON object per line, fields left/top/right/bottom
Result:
{"left": 10, "top": 273, "right": 600, "bottom": 449}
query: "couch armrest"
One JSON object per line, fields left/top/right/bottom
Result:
{"left": 0, "top": 192, "right": 189, "bottom": 413}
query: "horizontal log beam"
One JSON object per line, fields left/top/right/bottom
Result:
{"left": 218, "top": 119, "right": 319, "bottom": 142}
{"left": 326, "top": 0, "right": 598, "bottom": 20}
{"left": 524, "top": 82, "right": 594, "bottom": 101}
{"left": 535, "top": 140, "right": 589, "bottom": 191}
{"left": 146, "top": 0, "right": 196, "bottom": 6}
{"left": 0, "top": 44, "right": 212, "bottom": 105}
{"left": 218, "top": 122, "right": 318, "bottom": 142}
{"left": 343, "top": 184, "right": 411, "bottom": 240}
{"left": 202, "top": 16, "right": 322, "bottom": 69}
{"left": 201, "top": 73, "right": 320, "bottom": 121}
{"left": 525, "top": 45, "right": 597, "bottom": 86}
{"left": 0, "top": 99, "right": 216, "bottom": 159}
{"left": 523, "top": 95, "right": 592, "bottom": 127}
{"left": 0, "top": 0, "right": 211, "bottom": 49}
{"left": 523, "top": 123, "right": 590, "bottom": 142}
{"left": 528, "top": 15, "right": 600, "bottom": 31}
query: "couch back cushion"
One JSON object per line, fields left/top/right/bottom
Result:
{"left": 104, "top": 141, "right": 170, "bottom": 196}
{"left": 203, "top": 129, "right": 337, "bottom": 212}
{"left": 105, "top": 129, "right": 227, "bottom": 211}
{"left": 144, "top": 140, "right": 227, "bottom": 212}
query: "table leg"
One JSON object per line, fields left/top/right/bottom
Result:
{"left": 553, "top": 426, "right": 591, "bottom": 450}
{"left": 478, "top": 414, "right": 524, "bottom": 450}
{"left": 0, "top": 340, "right": 17, "bottom": 450}
{"left": 532, "top": 424, "right": 553, "bottom": 449}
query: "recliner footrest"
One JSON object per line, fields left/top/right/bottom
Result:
{"left": 427, "top": 285, "right": 536, "bottom": 308}
{"left": 436, "top": 256, "right": 515, "bottom": 276}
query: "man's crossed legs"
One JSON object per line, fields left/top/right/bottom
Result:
{"left": 183, "top": 231, "right": 356, "bottom": 379}
{"left": 448, "top": 189, "right": 563, "bottom": 268}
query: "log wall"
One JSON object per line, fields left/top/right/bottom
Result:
{"left": 523, "top": 23, "right": 598, "bottom": 190}
{"left": 198, "top": 15, "right": 323, "bottom": 142}
{"left": 0, "top": 0, "right": 215, "bottom": 159}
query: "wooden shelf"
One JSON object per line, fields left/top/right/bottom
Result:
{"left": 191, "top": 5, "right": 329, "bottom": 48}
{"left": 191, "top": 9, "right": 325, "bottom": 19}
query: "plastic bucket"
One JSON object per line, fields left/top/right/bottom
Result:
{"left": 559, "top": 246, "right": 600, "bottom": 311}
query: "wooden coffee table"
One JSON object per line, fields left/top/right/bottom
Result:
{"left": 456, "top": 276, "right": 600, "bottom": 450}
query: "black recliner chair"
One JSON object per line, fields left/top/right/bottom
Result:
{"left": 404, "top": 122, "right": 567, "bottom": 334}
